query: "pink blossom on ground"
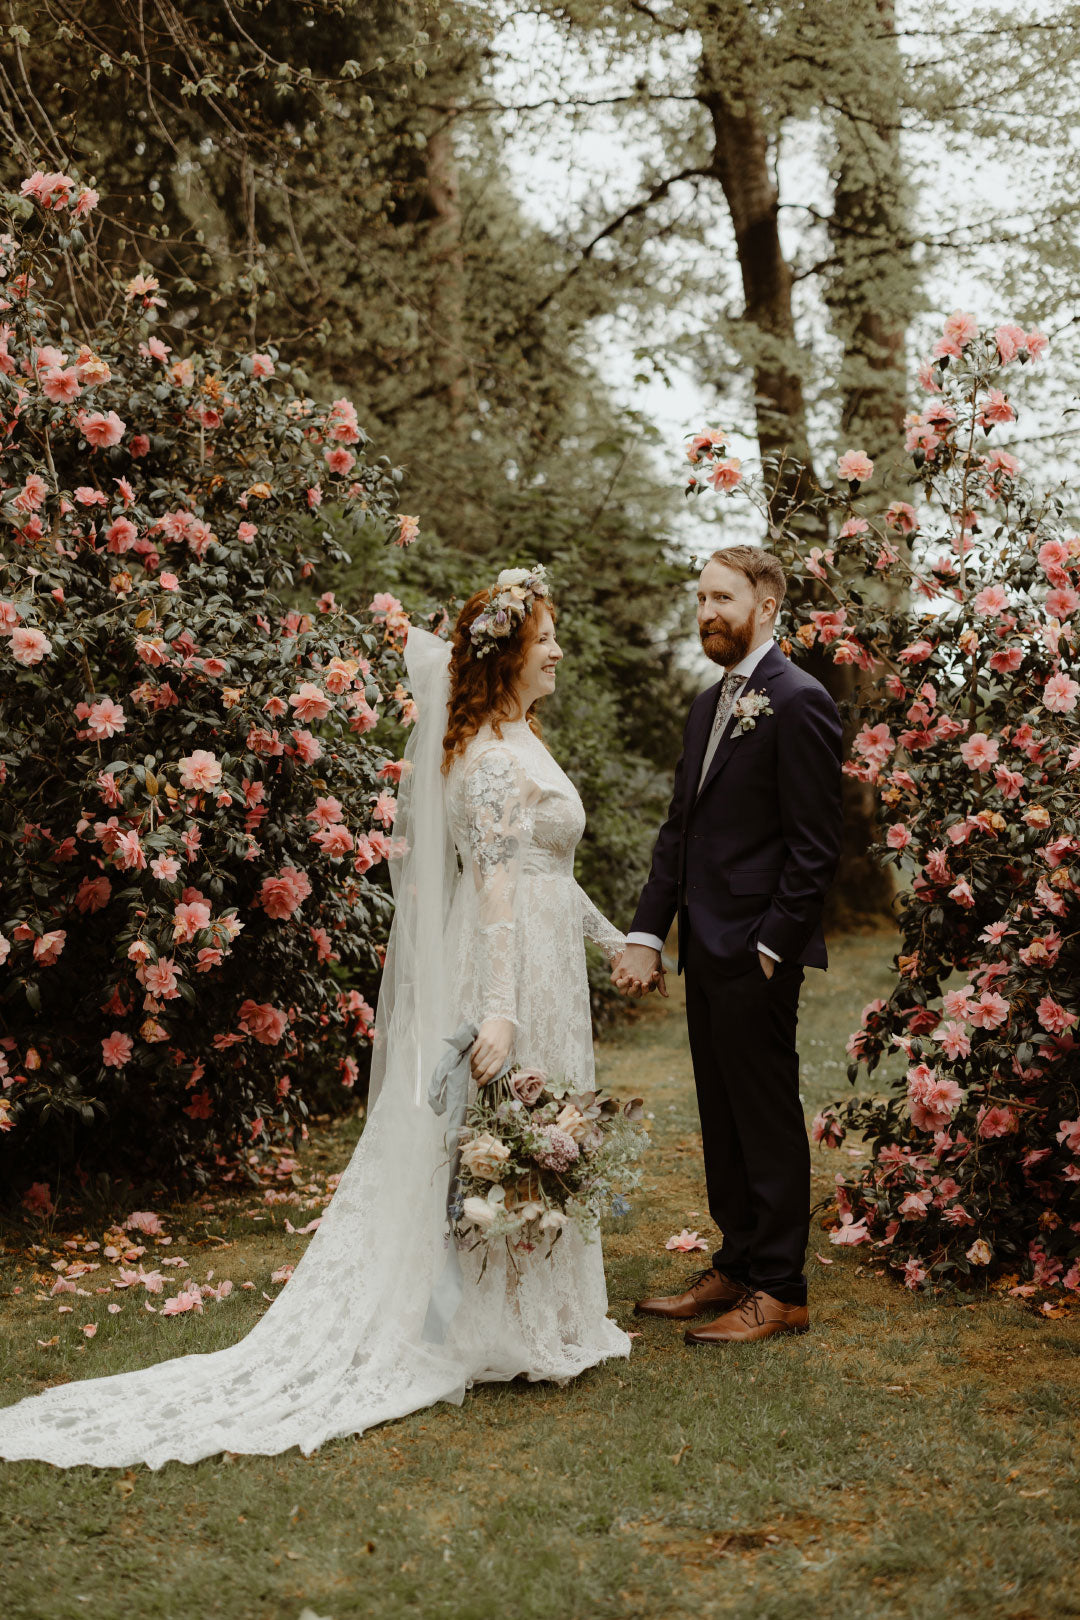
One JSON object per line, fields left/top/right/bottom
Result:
{"left": 829, "top": 1216, "right": 871, "bottom": 1247}
{"left": 102, "top": 1032, "right": 133, "bottom": 1068}
{"left": 664, "top": 1229, "right": 709, "bottom": 1253}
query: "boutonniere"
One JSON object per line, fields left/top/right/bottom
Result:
{"left": 732, "top": 692, "right": 773, "bottom": 734}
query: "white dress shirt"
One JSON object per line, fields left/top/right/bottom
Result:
{"left": 627, "top": 637, "right": 780, "bottom": 961}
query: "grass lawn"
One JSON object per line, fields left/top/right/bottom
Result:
{"left": 1, "top": 929, "right": 1078, "bottom": 1620}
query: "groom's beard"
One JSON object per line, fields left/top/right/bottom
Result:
{"left": 700, "top": 607, "right": 756, "bottom": 667}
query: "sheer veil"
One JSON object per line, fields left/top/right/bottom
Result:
{"left": 0, "top": 625, "right": 472, "bottom": 1468}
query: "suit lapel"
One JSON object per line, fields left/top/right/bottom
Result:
{"left": 683, "top": 689, "right": 718, "bottom": 825}
{"left": 697, "top": 641, "right": 785, "bottom": 801}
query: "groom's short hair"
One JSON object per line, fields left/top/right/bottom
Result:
{"left": 707, "top": 546, "right": 786, "bottom": 617}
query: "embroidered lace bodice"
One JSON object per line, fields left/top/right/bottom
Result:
{"left": 445, "top": 719, "right": 625, "bottom": 1084}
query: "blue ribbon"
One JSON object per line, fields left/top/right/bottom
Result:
{"left": 421, "top": 1022, "right": 512, "bottom": 1343}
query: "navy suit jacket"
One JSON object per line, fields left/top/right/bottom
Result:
{"left": 631, "top": 642, "right": 843, "bottom": 972}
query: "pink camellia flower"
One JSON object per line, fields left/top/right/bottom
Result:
{"left": 75, "top": 875, "right": 111, "bottom": 914}
{"left": 312, "top": 824, "right": 354, "bottom": 858}
{"left": 129, "top": 434, "right": 151, "bottom": 458}
{"left": 258, "top": 865, "right": 312, "bottom": 920}
{"left": 969, "top": 991, "right": 1009, "bottom": 1030}
{"left": 897, "top": 638, "right": 934, "bottom": 664}
{"left": 325, "top": 396, "right": 361, "bottom": 444}
{"left": 73, "top": 186, "right": 99, "bottom": 219}
{"left": 84, "top": 697, "right": 126, "bottom": 740}
{"left": 811, "top": 1110, "right": 845, "bottom": 1149}
{"left": 288, "top": 682, "right": 332, "bottom": 723}
{"left": 324, "top": 446, "right": 356, "bottom": 477}
{"left": 33, "top": 930, "right": 66, "bottom": 966}
{"left": 902, "top": 1258, "right": 927, "bottom": 1290}
{"left": 665, "top": 1229, "right": 709, "bottom": 1253}
{"left": 886, "top": 823, "right": 912, "bottom": 851}
{"left": 178, "top": 749, "right": 222, "bottom": 791}
{"left": 1043, "top": 672, "right": 1080, "bottom": 714}
{"left": 369, "top": 592, "right": 404, "bottom": 620}
{"left": 310, "top": 927, "right": 336, "bottom": 965}
{"left": 706, "top": 457, "right": 742, "bottom": 492}
{"left": 308, "top": 795, "right": 344, "bottom": 830}
{"left": 22, "top": 1181, "right": 54, "bottom": 1216}
{"left": 237, "top": 521, "right": 258, "bottom": 544}
{"left": 290, "top": 729, "right": 323, "bottom": 765}
{"left": 948, "top": 878, "right": 975, "bottom": 908}
{"left": 906, "top": 1063, "right": 963, "bottom": 1132}
{"left": 196, "top": 946, "right": 224, "bottom": 973}
{"left": 102, "top": 1032, "right": 133, "bottom": 1068}
{"left": 885, "top": 501, "right": 918, "bottom": 534}
{"left": 829, "top": 1215, "right": 871, "bottom": 1247}
{"left": 977, "top": 1105, "right": 1017, "bottom": 1139}
{"left": 1025, "top": 328, "right": 1048, "bottom": 360}
{"left": 989, "top": 646, "right": 1023, "bottom": 675}
{"left": 172, "top": 900, "right": 211, "bottom": 944}
{"left": 150, "top": 853, "right": 181, "bottom": 882}
{"left": 77, "top": 409, "right": 125, "bottom": 448}
{"left": 250, "top": 352, "right": 275, "bottom": 379}
{"left": 898, "top": 1190, "right": 931, "bottom": 1220}
{"left": 1036, "top": 995, "right": 1076, "bottom": 1035}
{"left": 397, "top": 514, "right": 420, "bottom": 548}
{"left": 238, "top": 999, "right": 288, "bottom": 1045}
{"left": 980, "top": 387, "right": 1015, "bottom": 426}
{"left": 140, "top": 957, "right": 181, "bottom": 999}
{"left": 1046, "top": 584, "right": 1080, "bottom": 620}
{"left": 973, "top": 584, "right": 1008, "bottom": 617}
{"left": 1057, "top": 1118, "right": 1080, "bottom": 1153}
{"left": 943, "top": 310, "right": 978, "bottom": 348}
{"left": 41, "top": 364, "right": 81, "bottom": 404}
{"left": 994, "top": 322, "right": 1026, "bottom": 364}
{"left": 371, "top": 790, "right": 397, "bottom": 828}
{"left": 836, "top": 449, "right": 874, "bottom": 484}
{"left": 9, "top": 626, "right": 52, "bottom": 666}
{"left": 959, "top": 732, "right": 999, "bottom": 771}
{"left": 934, "top": 1020, "right": 971, "bottom": 1061}
{"left": 1037, "top": 538, "right": 1069, "bottom": 581}
{"left": 105, "top": 516, "right": 138, "bottom": 554}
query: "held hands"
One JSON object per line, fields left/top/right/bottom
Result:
{"left": 611, "top": 944, "right": 667, "bottom": 1000}
{"left": 471, "top": 1017, "right": 515, "bottom": 1085}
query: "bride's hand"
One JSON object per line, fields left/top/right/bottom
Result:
{"left": 471, "top": 1018, "right": 515, "bottom": 1085}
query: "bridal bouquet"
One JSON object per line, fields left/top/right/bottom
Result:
{"left": 452, "top": 1068, "right": 648, "bottom": 1258}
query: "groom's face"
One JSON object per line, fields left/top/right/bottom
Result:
{"left": 697, "top": 561, "right": 760, "bottom": 667}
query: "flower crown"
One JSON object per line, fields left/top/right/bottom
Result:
{"left": 468, "top": 564, "right": 550, "bottom": 658}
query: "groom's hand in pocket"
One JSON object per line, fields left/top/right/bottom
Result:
{"left": 757, "top": 949, "right": 776, "bottom": 980}
{"left": 472, "top": 1018, "right": 515, "bottom": 1084}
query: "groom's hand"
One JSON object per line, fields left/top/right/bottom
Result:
{"left": 612, "top": 944, "right": 667, "bottom": 999}
{"left": 758, "top": 949, "right": 776, "bottom": 980}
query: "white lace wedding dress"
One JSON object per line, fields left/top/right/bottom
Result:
{"left": 0, "top": 704, "right": 630, "bottom": 1469}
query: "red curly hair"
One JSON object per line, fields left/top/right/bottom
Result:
{"left": 442, "top": 589, "right": 557, "bottom": 770}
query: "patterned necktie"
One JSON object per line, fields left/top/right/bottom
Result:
{"left": 697, "top": 670, "right": 744, "bottom": 794}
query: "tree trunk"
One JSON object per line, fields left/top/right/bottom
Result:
{"left": 697, "top": 3, "right": 893, "bottom": 927}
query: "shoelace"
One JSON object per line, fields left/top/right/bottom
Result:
{"left": 685, "top": 1267, "right": 719, "bottom": 1292}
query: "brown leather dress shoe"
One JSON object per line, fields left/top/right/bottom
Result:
{"left": 684, "top": 1289, "right": 809, "bottom": 1344}
{"left": 634, "top": 1267, "right": 748, "bottom": 1321}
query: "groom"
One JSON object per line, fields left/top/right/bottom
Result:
{"left": 615, "top": 546, "right": 843, "bottom": 1344}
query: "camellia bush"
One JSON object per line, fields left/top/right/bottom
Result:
{"left": 689, "top": 311, "right": 1079, "bottom": 1296}
{"left": 0, "top": 170, "right": 423, "bottom": 1201}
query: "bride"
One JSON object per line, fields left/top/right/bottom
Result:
{"left": 0, "top": 565, "right": 632, "bottom": 1469}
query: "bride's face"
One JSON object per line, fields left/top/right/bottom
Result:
{"left": 512, "top": 605, "right": 562, "bottom": 714}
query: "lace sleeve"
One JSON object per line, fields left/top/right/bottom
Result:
{"left": 463, "top": 746, "right": 535, "bottom": 1028}
{"left": 576, "top": 882, "right": 626, "bottom": 964}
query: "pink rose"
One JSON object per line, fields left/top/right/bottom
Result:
{"left": 102, "top": 1032, "right": 133, "bottom": 1068}
{"left": 508, "top": 1068, "right": 547, "bottom": 1107}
